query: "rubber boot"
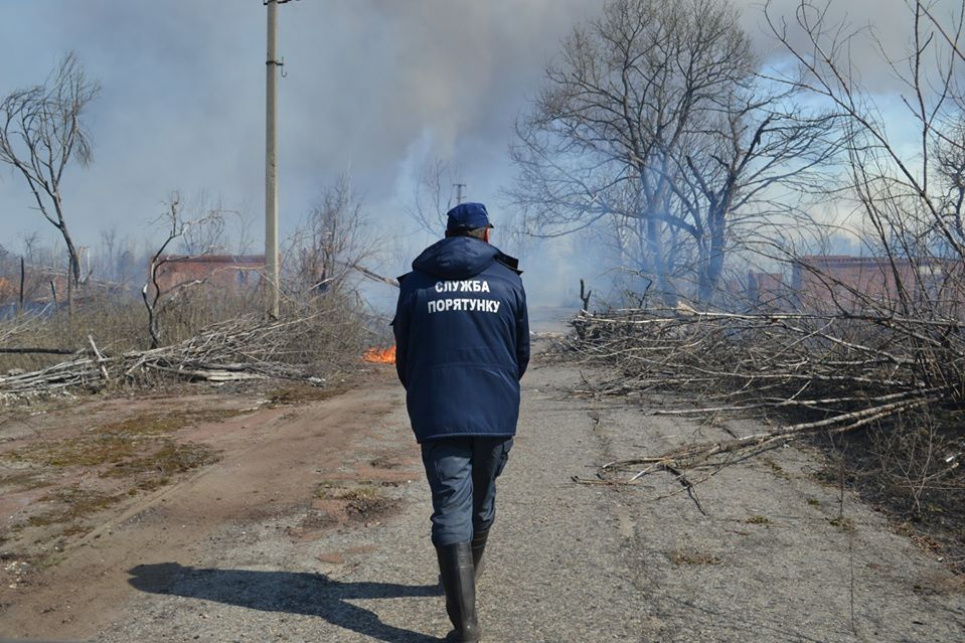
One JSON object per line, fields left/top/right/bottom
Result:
{"left": 470, "top": 527, "right": 490, "bottom": 581}
{"left": 436, "top": 543, "right": 480, "bottom": 642}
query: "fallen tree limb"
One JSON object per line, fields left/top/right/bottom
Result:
{"left": 650, "top": 387, "right": 945, "bottom": 416}
{"left": 0, "top": 311, "right": 349, "bottom": 404}
{"left": 0, "top": 347, "right": 79, "bottom": 355}
{"left": 566, "top": 304, "right": 964, "bottom": 491}
{"left": 583, "top": 395, "right": 939, "bottom": 485}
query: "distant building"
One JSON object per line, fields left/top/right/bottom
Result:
{"left": 0, "top": 277, "right": 14, "bottom": 302}
{"left": 0, "top": 269, "right": 74, "bottom": 306}
{"left": 748, "top": 255, "right": 963, "bottom": 313}
{"left": 151, "top": 255, "right": 265, "bottom": 296}
{"left": 0, "top": 267, "right": 124, "bottom": 318}
{"left": 746, "top": 271, "right": 793, "bottom": 310}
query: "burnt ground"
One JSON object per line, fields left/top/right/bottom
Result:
{"left": 0, "top": 347, "right": 962, "bottom": 642}
{"left": 804, "top": 422, "right": 965, "bottom": 577}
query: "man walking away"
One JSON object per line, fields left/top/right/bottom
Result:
{"left": 393, "top": 202, "right": 530, "bottom": 641}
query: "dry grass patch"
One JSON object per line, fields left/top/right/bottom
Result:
{"left": 913, "top": 570, "right": 965, "bottom": 596}
{"left": 315, "top": 479, "right": 381, "bottom": 502}
{"left": 26, "top": 486, "right": 120, "bottom": 535}
{"left": 827, "top": 516, "right": 855, "bottom": 531}
{"left": 265, "top": 383, "right": 349, "bottom": 407}
{"left": 103, "top": 439, "right": 219, "bottom": 490}
{"left": 761, "top": 457, "right": 791, "bottom": 480}
{"left": 669, "top": 548, "right": 722, "bottom": 566}
{"left": 312, "top": 479, "right": 400, "bottom": 525}
{"left": 0, "top": 469, "right": 50, "bottom": 492}
{"left": 1, "top": 409, "right": 233, "bottom": 552}
{"left": 4, "top": 409, "right": 239, "bottom": 470}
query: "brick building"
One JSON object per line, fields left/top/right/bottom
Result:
{"left": 152, "top": 255, "right": 265, "bottom": 296}
{"left": 749, "top": 255, "right": 963, "bottom": 313}
{"left": 746, "top": 271, "right": 793, "bottom": 309}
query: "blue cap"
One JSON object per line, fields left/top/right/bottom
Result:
{"left": 446, "top": 202, "right": 493, "bottom": 232}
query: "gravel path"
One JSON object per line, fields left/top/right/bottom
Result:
{"left": 78, "top": 356, "right": 965, "bottom": 641}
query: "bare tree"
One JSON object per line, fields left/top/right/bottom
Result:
{"left": 142, "top": 194, "right": 226, "bottom": 348}
{"left": 115, "top": 239, "right": 143, "bottom": 290}
{"left": 20, "top": 232, "right": 39, "bottom": 267}
{"left": 176, "top": 192, "right": 240, "bottom": 256}
{"left": 99, "top": 227, "right": 118, "bottom": 282}
{"left": 0, "top": 53, "right": 99, "bottom": 291}
{"left": 765, "top": 0, "right": 965, "bottom": 314}
{"left": 284, "top": 174, "right": 380, "bottom": 297}
{"left": 407, "top": 158, "right": 465, "bottom": 235}
{"left": 558, "top": 2, "right": 965, "bottom": 553}
{"left": 234, "top": 209, "right": 257, "bottom": 256}
{"left": 511, "top": 0, "right": 836, "bottom": 305}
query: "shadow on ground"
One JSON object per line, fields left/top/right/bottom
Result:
{"left": 127, "top": 562, "right": 443, "bottom": 642}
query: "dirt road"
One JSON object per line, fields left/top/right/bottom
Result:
{"left": 1, "top": 351, "right": 963, "bottom": 642}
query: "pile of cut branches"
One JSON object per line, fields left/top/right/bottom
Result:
{"left": 0, "top": 308, "right": 367, "bottom": 404}
{"left": 569, "top": 305, "right": 964, "bottom": 486}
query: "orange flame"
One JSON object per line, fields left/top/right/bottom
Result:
{"left": 364, "top": 345, "right": 396, "bottom": 364}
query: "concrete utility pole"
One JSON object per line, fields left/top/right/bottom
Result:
{"left": 265, "top": 0, "right": 291, "bottom": 318}
{"left": 454, "top": 183, "right": 467, "bottom": 205}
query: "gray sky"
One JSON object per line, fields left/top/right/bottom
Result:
{"left": 0, "top": 0, "right": 602, "bottom": 255}
{"left": 0, "top": 0, "right": 956, "bottom": 295}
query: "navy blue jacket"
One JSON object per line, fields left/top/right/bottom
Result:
{"left": 392, "top": 236, "right": 530, "bottom": 443}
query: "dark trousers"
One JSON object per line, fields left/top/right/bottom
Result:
{"left": 420, "top": 436, "right": 513, "bottom": 546}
